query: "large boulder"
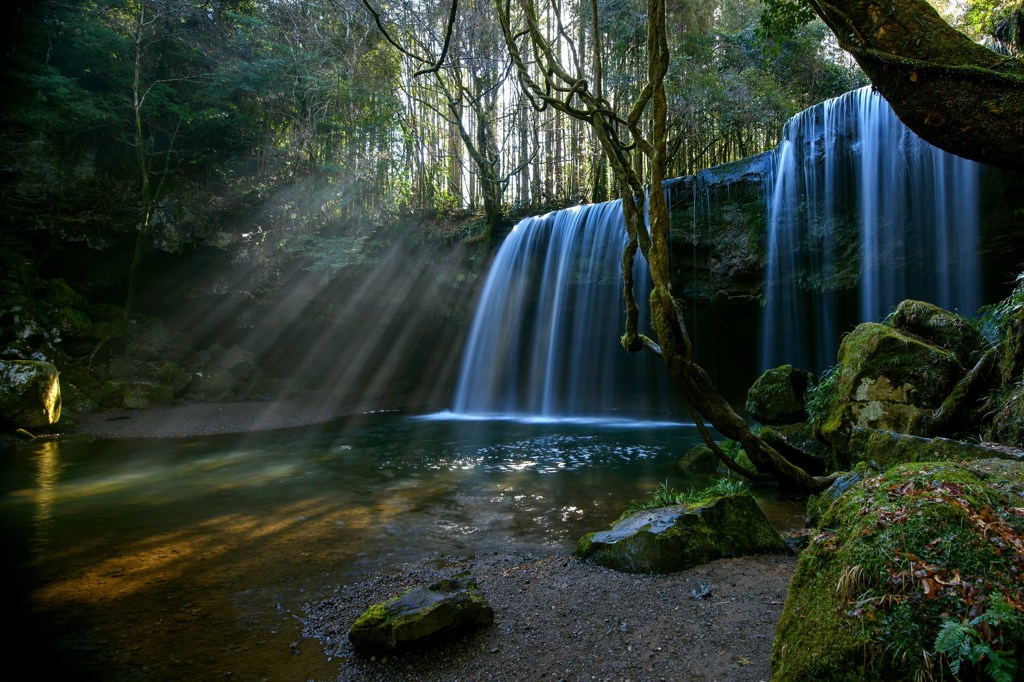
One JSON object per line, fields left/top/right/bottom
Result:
{"left": 772, "top": 459, "right": 1024, "bottom": 682}
{"left": 0, "top": 359, "right": 61, "bottom": 428}
{"left": 890, "top": 299, "right": 985, "bottom": 366}
{"left": 745, "top": 365, "right": 815, "bottom": 425}
{"left": 348, "top": 575, "right": 493, "bottom": 655}
{"left": 575, "top": 494, "right": 788, "bottom": 573}
{"left": 817, "top": 322, "right": 962, "bottom": 445}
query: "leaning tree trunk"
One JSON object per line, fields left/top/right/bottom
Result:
{"left": 806, "top": 0, "right": 1024, "bottom": 173}
{"left": 615, "top": 0, "right": 836, "bottom": 493}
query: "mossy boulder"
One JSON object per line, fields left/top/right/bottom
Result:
{"left": 772, "top": 459, "right": 1024, "bottom": 682}
{"left": 890, "top": 299, "right": 985, "bottom": 366}
{"left": 848, "top": 426, "right": 1019, "bottom": 470}
{"left": 119, "top": 380, "right": 175, "bottom": 409}
{"left": 745, "top": 365, "right": 815, "bottom": 425}
{"left": 678, "top": 443, "right": 720, "bottom": 472}
{"left": 817, "top": 322, "right": 962, "bottom": 446}
{"left": 347, "top": 575, "right": 493, "bottom": 656}
{"left": 575, "top": 494, "right": 788, "bottom": 573}
{"left": 0, "top": 359, "right": 61, "bottom": 428}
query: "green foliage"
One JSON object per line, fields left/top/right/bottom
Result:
{"left": 626, "top": 477, "right": 749, "bottom": 512}
{"left": 756, "top": 0, "right": 818, "bottom": 45}
{"left": 934, "top": 594, "right": 1021, "bottom": 682}
{"left": 805, "top": 363, "right": 840, "bottom": 428}
{"left": 977, "top": 271, "right": 1024, "bottom": 345}
{"left": 773, "top": 460, "right": 1024, "bottom": 681}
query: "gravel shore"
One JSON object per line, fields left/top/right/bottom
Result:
{"left": 305, "top": 551, "right": 796, "bottom": 682}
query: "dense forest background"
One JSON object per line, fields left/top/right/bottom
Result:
{"left": 2, "top": 0, "right": 876, "bottom": 276}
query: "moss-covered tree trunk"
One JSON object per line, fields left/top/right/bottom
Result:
{"left": 806, "top": 0, "right": 1024, "bottom": 173}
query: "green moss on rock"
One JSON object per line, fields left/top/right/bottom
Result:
{"left": 348, "top": 575, "right": 494, "bottom": 655}
{"left": 746, "top": 365, "right": 815, "bottom": 425}
{"left": 575, "top": 494, "right": 788, "bottom": 573}
{"left": 890, "top": 299, "right": 984, "bottom": 366}
{"left": 772, "top": 459, "right": 1024, "bottom": 682}
{"left": 678, "top": 443, "right": 720, "bottom": 472}
{"left": 848, "top": 427, "right": 1019, "bottom": 470}
{"left": 818, "top": 322, "right": 962, "bottom": 450}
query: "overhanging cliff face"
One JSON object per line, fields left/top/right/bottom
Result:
{"left": 665, "top": 152, "right": 774, "bottom": 303}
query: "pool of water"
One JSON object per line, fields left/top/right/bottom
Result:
{"left": 0, "top": 412, "right": 805, "bottom": 680}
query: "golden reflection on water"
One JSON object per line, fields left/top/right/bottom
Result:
{"left": 31, "top": 440, "right": 61, "bottom": 559}
{"left": 32, "top": 476, "right": 454, "bottom": 610}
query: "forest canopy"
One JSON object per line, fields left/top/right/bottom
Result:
{"left": 1, "top": 0, "right": 871, "bottom": 264}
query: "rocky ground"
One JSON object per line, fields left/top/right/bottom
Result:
{"left": 305, "top": 551, "right": 797, "bottom": 682}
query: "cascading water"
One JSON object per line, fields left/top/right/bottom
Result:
{"left": 761, "top": 86, "right": 982, "bottom": 373}
{"left": 451, "top": 200, "right": 674, "bottom": 419}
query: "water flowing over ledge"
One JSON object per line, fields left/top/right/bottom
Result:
{"left": 451, "top": 200, "right": 676, "bottom": 420}
{"left": 761, "top": 85, "right": 981, "bottom": 373}
{"left": 450, "top": 86, "right": 1010, "bottom": 420}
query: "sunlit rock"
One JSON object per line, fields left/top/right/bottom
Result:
{"left": 348, "top": 575, "right": 493, "bottom": 655}
{"left": 772, "top": 459, "right": 1024, "bottom": 681}
{"left": 575, "top": 494, "right": 788, "bottom": 574}
{"left": 0, "top": 359, "right": 61, "bottom": 428}
{"left": 745, "top": 364, "right": 815, "bottom": 425}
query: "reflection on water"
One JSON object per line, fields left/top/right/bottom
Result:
{"left": 0, "top": 413, "right": 802, "bottom": 680}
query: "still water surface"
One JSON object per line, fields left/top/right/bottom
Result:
{"left": 0, "top": 412, "right": 803, "bottom": 680}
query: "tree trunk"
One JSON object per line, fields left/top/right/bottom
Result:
{"left": 807, "top": 0, "right": 1024, "bottom": 173}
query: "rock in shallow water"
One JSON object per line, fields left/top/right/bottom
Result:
{"left": 348, "top": 574, "right": 493, "bottom": 655}
{"left": 575, "top": 494, "right": 789, "bottom": 574}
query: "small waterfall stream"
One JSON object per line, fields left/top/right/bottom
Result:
{"left": 761, "top": 86, "right": 982, "bottom": 373}
{"left": 452, "top": 200, "right": 674, "bottom": 419}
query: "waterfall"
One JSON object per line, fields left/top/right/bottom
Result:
{"left": 451, "top": 200, "right": 673, "bottom": 419}
{"left": 761, "top": 86, "right": 981, "bottom": 373}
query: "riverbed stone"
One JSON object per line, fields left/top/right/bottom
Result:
{"left": 575, "top": 494, "right": 788, "bottom": 574}
{"left": 817, "top": 322, "right": 962, "bottom": 446}
{"left": 0, "top": 359, "right": 62, "bottom": 428}
{"left": 348, "top": 575, "right": 494, "bottom": 655}
{"left": 772, "top": 459, "right": 1024, "bottom": 682}
{"left": 745, "top": 364, "right": 814, "bottom": 425}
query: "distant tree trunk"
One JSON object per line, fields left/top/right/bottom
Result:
{"left": 448, "top": 100, "right": 463, "bottom": 204}
{"left": 807, "top": 0, "right": 1024, "bottom": 173}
